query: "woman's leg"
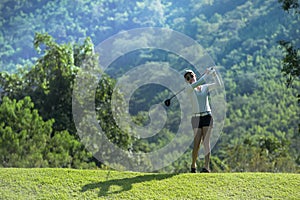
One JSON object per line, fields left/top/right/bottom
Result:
{"left": 202, "top": 126, "right": 212, "bottom": 171}
{"left": 191, "top": 128, "right": 202, "bottom": 169}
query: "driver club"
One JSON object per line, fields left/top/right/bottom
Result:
{"left": 164, "top": 67, "right": 215, "bottom": 107}
{"left": 164, "top": 87, "right": 186, "bottom": 107}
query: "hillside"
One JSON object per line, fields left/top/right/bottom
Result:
{"left": 0, "top": 0, "right": 297, "bottom": 72}
{"left": 0, "top": 168, "right": 299, "bottom": 199}
{"left": 0, "top": 0, "right": 299, "bottom": 172}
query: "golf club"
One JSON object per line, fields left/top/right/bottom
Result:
{"left": 164, "top": 87, "right": 186, "bottom": 107}
{"left": 164, "top": 67, "right": 215, "bottom": 107}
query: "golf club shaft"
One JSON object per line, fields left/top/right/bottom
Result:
{"left": 170, "top": 69, "right": 212, "bottom": 99}
{"left": 169, "top": 87, "right": 186, "bottom": 99}
{"left": 165, "top": 67, "right": 215, "bottom": 107}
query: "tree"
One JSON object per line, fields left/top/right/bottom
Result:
{"left": 278, "top": 40, "right": 300, "bottom": 88}
{"left": 278, "top": 0, "right": 300, "bottom": 89}
{"left": 0, "top": 33, "right": 135, "bottom": 168}
{"left": 0, "top": 96, "right": 49, "bottom": 167}
{"left": 278, "top": 0, "right": 300, "bottom": 136}
{"left": 0, "top": 96, "right": 94, "bottom": 168}
{"left": 0, "top": 33, "right": 95, "bottom": 135}
{"left": 278, "top": 0, "right": 300, "bottom": 13}
{"left": 220, "top": 136, "right": 296, "bottom": 172}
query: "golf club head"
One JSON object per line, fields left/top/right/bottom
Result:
{"left": 164, "top": 99, "right": 171, "bottom": 107}
{"left": 209, "top": 67, "right": 215, "bottom": 74}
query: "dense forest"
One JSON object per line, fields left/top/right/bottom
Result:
{"left": 0, "top": 0, "right": 299, "bottom": 172}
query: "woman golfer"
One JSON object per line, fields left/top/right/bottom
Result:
{"left": 184, "top": 68, "right": 220, "bottom": 173}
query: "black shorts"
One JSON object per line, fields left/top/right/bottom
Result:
{"left": 191, "top": 115, "right": 213, "bottom": 129}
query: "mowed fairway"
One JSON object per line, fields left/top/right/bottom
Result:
{"left": 0, "top": 168, "right": 299, "bottom": 199}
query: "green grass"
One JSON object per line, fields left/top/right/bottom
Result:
{"left": 0, "top": 168, "right": 299, "bottom": 200}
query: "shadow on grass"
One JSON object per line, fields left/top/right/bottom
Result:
{"left": 81, "top": 172, "right": 176, "bottom": 197}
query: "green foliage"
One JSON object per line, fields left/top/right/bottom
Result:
{"left": 221, "top": 136, "right": 296, "bottom": 172}
{"left": 278, "top": 0, "right": 300, "bottom": 12}
{"left": 277, "top": 0, "right": 300, "bottom": 93}
{"left": 278, "top": 40, "right": 300, "bottom": 87}
{"left": 0, "top": 96, "right": 94, "bottom": 168}
{"left": 0, "top": 0, "right": 299, "bottom": 172}
{"left": 0, "top": 96, "right": 49, "bottom": 167}
{"left": 45, "top": 130, "right": 94, "bottom": 169}
{"left": 0, "top": 33, "right": 134, "bottom": 168}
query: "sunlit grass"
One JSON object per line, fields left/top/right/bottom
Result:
{"left": 0, "top": 168, "right": 299, "bottom": 199}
